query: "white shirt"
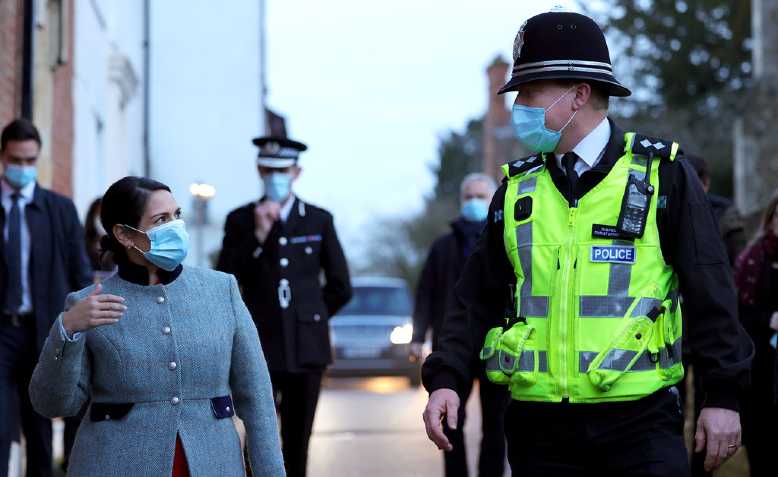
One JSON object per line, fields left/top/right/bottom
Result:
{"left": 555, "top": 117, "right": 611, "bottom": 176}
{"left": 279, "top": 194, "right": 296, "bottom": 223}
{"left": 1, "top": 179, "right": 36, "bottom": 314}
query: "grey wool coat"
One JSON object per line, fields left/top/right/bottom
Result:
{"left": 28, "top": 266, "right": 286, "bottom": 476}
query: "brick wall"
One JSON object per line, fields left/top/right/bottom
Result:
{"left": 483, "top": 56, "right": 511, "bottom": 179}
{"left": 50, "top": 0, "right": 74, "bottom": 196}
{"left": 0, "top": 0, "right": 23, "bottom": 126}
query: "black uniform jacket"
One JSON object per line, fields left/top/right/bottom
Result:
{"left": 0, "top": 184, "right": 93, "bottom": 350}
{"left": 217, "top": 197, "right": 352, "bottom": 373}
{"left": 422, "top": 119, "right": 754, "bottom": 411}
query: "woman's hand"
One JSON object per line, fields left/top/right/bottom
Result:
{"left": 62, "top": 283, "right": 126, "bottom": 335}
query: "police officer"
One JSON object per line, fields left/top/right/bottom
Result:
{"left": 217, "top": 136, "right": 352, "bottom": 477}
{"left": 421, "top": 11, "right": 753, "bottom": 477}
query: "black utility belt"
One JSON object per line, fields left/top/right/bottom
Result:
{"left": 90, "top": 395, "right": 235, "bottom": 422}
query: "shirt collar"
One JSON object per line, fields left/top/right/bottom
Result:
{"left": 280, "top": 194, "right": 296, "bottom": 222}
{"left": 1, "top": 178, "right": 36, "bottom": 201}
{"left": 556, "top": 117, "right": 610, "bottom": 168}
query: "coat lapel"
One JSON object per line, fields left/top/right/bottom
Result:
{"left": 26, "top": 186, "right": 52, "bottom": 309}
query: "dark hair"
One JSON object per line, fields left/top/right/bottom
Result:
{"left": 99, "top": 176, "right": 171, "bottom": 264}
{"left": 1, "top": 118, "right": 42, "bottom": 151}
{"left": 686, "top": 154, "right": 709, "bottom": 183}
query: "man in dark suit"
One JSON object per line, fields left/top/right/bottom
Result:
{"left": 411, "top": 173, "right": 510, "bottom": 477}
{"left": 0, "top": 119, "right": 92, "bottom": 477}
{"left": 217, "top": 136, "right": 352, "bottom": 477}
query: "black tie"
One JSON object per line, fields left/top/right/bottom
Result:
{"left": 562, "top": 152, "right": 579, "bottom": 203}
{"left": 5, "top": 193, "right": 23, "bottom": 313}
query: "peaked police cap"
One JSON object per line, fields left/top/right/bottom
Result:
{"left": 499, "top": 11, "right": 631, "bottom": 97}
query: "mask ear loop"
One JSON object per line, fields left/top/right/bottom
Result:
{"left": 545, "top": 85, "right": 579, "bottom": 134}
{"left": 120, "top": 224, "right": 150, "bottom": 255}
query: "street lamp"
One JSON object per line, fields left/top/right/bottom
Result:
{"left": 190, "top": 182, "right": 216, "bottom": 267}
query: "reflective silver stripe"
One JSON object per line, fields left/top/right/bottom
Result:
{"left": 518, "top": 351, "right": 534, "bottom": 372}
{"left": 538, "top": 351, "right": 548, "bottom": 372}
{"left": 499, "top": 351, "right": 516, "bottom": 372}
{"left": 579, "top": 296, "right": 634, "bottom": 318}
{"left": 579, "top": 351, "right": 597, "bottom": 373}
{"left": 520, "top": 296, "right": 549, "bottom": 318}
{"left": 607, "top": 240, "right": 633, "bottom": 297}
{"left": 631, "top": 157, "right": 648, "bottom": 168}
{"left": 631, "top": 298, "right": 663, "bottom": 317}
{"left": 630, "top": 352, "right": 657, "bottom": 371}
{"left": 485, "top": 355, "right": 501, "bottom": 372}
{"left": 598, "top": 349, "right": 637, "bottom": 371}
{"left": 516, "top": 223, "right": 537, "bottom": 318}
{"left": 518, "top": 176, "right": 538, "bottom": 194}
{"left": 659, "top": 338, "right": 682, "bottom": 368}
{"left": 515, "top": 65, "right": 617, "bottom": 76}
{"left": 516, "top": 59, "right": 613, "bottom": 72}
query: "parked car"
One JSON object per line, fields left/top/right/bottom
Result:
{"left": 328, "top": 277, "right": 421, "bottom": 386}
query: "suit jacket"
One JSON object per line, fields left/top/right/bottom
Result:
{"left": 217, "top": 197, "right": 352, "bottom": 373}
{"left": 28, "top": 266, "right": 286, "bottom": 477}
{"left": 0, "top": 183, "right": 93, "bottom": 349}
{"left": 412, "top": 218, "right": 486, "bottom": 351}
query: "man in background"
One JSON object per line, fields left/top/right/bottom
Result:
{"left": 411, "top": 173, "right": 509, "bottom": 477}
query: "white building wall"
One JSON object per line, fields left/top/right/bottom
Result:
{"left": 72, "top": 0, "right": 145, "bottom": 217}
{"left": 150, "top": 0, "right": 264, "bottom": 267}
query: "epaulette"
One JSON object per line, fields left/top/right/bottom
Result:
{"left": 630, "top": 133, "right": 678, "bottom": 161}
{"left": 506, "top": 154, "right": 545, "bottom": 178}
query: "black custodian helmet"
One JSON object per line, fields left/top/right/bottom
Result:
{"left": 498, "top": 11, "right": 631, "bottom": 97}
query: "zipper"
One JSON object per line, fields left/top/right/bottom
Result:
{"left": 558, "top": 207, "right": 578, "bottom": 399}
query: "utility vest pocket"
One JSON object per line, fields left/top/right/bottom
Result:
{"left": 585, "top": 300, "right": 669, "bottom": 392}
{"left": 481, "top": 322, "right": 537, "bottom": 386}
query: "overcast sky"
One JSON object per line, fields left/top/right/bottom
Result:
{"left": 263, "top": 0, "right": 581, "bottom": 262}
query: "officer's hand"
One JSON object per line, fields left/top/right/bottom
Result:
{"left": 408, "top": 342, "right": 424, "bottom": 362}
{"left": 423, "top": 388, "right": 459, "bottom": 452}
{"left": 62, "top": 283, "right": 126, "bottom": 335}
{"left": 694, "top": 407, "right": 742, "bottom": 472}
{"left": 254, "top": 201, "right": 281, "bottom": 244}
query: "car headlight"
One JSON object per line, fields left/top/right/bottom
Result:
{"left": 390, "top": 323, "right": 413, "bottom": 345}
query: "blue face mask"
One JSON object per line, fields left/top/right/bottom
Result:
{"left": 263, "top": 172, "right": 292, "bottom": 202}
{"left": 461, "top": 199, "right": 489, "bottom": 222}
{"left": 4, "top": 164, "right": 37, "bottom": 189}
{"left": 126, "top": 219, "right": 190, "bottom": 271}
{"left": 511, "top": 87, "right": 577, "bottom": 153}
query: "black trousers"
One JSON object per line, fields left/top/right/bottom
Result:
{"left": 505, "top": 388, "right": 690, "bottom": 477}
{"left": 739, "top": 344, "right": 777, "bottom": 477}
{"left": 0, "top": 319, "right": 52, "bottom": 477}
{"left": 442, "top": 365, "right": 510, "bottom": 477}
{"left": 270, "top": 370, "right": 323, "bottom": 477}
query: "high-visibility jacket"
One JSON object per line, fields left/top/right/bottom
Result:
{"left": 480, "top": 132, "right": 684, "bottom": 403}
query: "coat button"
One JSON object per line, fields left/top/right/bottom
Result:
{"left": 279, "top": 237, "right": 288, "bottom": 246}
{"left": 280, "top": 279, "right": 289, "bottom": 286}
{"left": 280, "top": 258, "right": 289, "bottom": 267}
{"left": 168, "top": 361, "right": 177, "bottom": 370}
{"left": 171, "top": 396, "right": 180, "bottom": 405}
{"left": 313, "top": 314, "right": 321, "bottom": 322}
{"left": 156, "top": 296, "right": 165, "bottom": 304}
{"left": 305, "top": 246, "right": 312, "bottom": 255}
{"left": 162, "top": 326, "right": 172, "bottom": 335}
{"left": 105, "top": 414, "right": 111, "bottom": 421}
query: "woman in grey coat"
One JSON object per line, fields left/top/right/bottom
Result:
{"left": 29, "top": 177, "right": 285, "bottom": 476}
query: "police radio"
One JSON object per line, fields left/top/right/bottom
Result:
{"left": 615, "top": 153, "right": 655, "bottom": 239}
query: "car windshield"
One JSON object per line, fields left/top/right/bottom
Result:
{"left": 339, "top": 285, "right": 412, "bottom": 316}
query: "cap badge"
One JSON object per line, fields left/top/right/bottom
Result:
{"left": 513, "top": 21, "right": 527, "bottom": 62}
{"left": 266, "top": 142, "right": 280, "bottom": 154}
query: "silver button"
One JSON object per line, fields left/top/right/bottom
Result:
{"left": 279, "top": 237, "right": 288, "bottom": 246}
{"left": 171, "top": 396, "right": 180, "bottom": 405}
{"left": 225, "top": 406, "right": 231, "bottom": 412}
{"left": 105, "top": 415, "right": 111, "bottom": 420}
{"left": 305, "top": 246, "right": 313, "bottom": 255}
{"left": 280, "top": 279, "right": 289, "bottom": 286}
{"left": 313, "top": 314, "right": 321, "bottom": 322}
{"left": 168, "top": 361, "right": 177, "bottom": 370}
{"left": 280, "top": 258, "right": 289, "bottom": 267}
{"left": 156, "top": 296, "right": 165, "bottom": 304}
{"left": 162, "top": 326, "right": 172, "bottom": 335}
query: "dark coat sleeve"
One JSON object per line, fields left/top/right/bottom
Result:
{"left": 422, "top": 184, "right": 514, "bottom": 394}
{"left": 412, "top": 242, "right": 440, "bottom": 344}
{"left": 659, "top": 158, "right": 754, "bottom": 411}
{"left": 216, "top": 209, "right": 268, "bottom": 282}
{"left": 63, "top": 199, "right": 93, "bottom": 290}
{"left": 320, "top": 213, "right": 352, "bottom": 317}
